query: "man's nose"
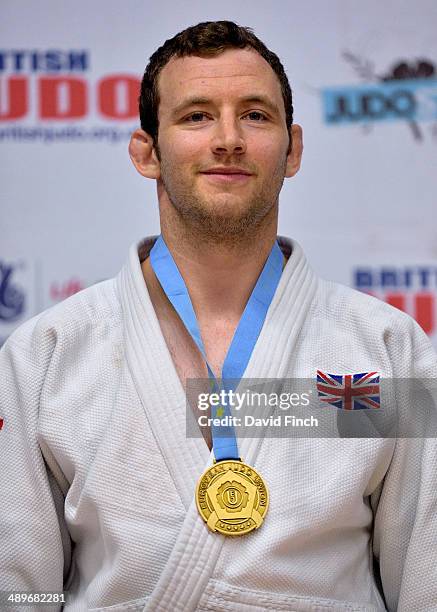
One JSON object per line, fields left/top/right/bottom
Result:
{"left": 210, "top": 117, "right": 246, "bottom": 155}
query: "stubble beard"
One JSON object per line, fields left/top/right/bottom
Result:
{"left": 159, "top": 158, "right": 287, "bottom": 247}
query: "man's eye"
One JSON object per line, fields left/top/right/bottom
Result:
{"left": 186, "top": 112, "right": 208, "bottom": 122}
{"left": 245, "top": 111, "right": 267, "bottom": 121}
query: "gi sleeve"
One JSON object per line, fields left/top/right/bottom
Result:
{"left": 0, "top": 319, "right": 70, "bottom": 611}
{"left": 371, "top": 319, "right": 437, "bottom": 612}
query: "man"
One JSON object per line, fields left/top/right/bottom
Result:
{"left": 1, "top": 20, "right": 436, "bottom": 612}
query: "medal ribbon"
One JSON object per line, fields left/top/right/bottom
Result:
{"left": 150, "top": 235, "right": 283, "bottom": 461}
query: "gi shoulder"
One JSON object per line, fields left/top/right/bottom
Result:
{"left": 3, "top": 278, "right": 122, "bottom": 372}
{"left": 317, "top": 278, "right": 437, "bottom": 378}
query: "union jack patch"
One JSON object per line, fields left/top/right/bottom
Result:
{"left": 316, "top": 370, "right": 380, "bottom": 410}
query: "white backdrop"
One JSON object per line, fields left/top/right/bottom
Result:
{"left": 2, "top": 0, "right": 437, "bottom": 346}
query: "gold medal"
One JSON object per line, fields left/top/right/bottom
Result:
{"left": 195, "top": 460, "right": 269, "bottom": 536}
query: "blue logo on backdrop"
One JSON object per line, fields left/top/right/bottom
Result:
{"left": 322, "top": 55, "right": 437, "bottom": 140}
{"left": 0, "top": 262, "right": 25, "bottom": 322}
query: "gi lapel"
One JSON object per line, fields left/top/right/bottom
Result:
{"left": 236, "top": 236, "right": 317, "bottom": 468}
{"left": 118, "top": 237, "right": 211, "bottom": 512}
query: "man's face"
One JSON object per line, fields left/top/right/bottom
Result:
{"left": 153, "top": 48, "right": 300, "bottom": 239}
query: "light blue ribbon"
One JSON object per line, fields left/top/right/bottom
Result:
{"left": 150, "top": 235, "right": 283, "bottom": 461}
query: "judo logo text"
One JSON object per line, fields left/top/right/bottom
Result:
{"left": 0, "top": 50, "right": 138, "bottom": 120}
{"left": 321, "top": 55, "right": 437, "bottom": 140}
{"left": 0, "top": 49, "right": 139, "bottom": 142}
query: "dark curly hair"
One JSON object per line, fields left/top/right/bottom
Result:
{"left": 139, "top": 20, "right": 293, "bottom": 144}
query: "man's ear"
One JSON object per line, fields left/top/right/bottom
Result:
{"left": 129, "top": 129, "right": 161, "bottom": 179}
{"left": 285, "top": 124, "right": 303, "bottom": 178}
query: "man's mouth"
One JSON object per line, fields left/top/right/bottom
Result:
{"left": 200, "top": 166, "right": 253, "bottom": 183}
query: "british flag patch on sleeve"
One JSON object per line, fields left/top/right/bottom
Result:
{"left": 316, "top": 371, "right": 380, "bottom": 410}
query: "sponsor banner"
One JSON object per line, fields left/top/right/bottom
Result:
{"left": 2, "top": 0, "right": 437, "bottom": 355}
{"left": 354, "top": 265, "right": 437, "bottom": 340}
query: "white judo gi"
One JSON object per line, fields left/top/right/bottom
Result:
{"left": 1, "top": 236, "right": 437, "bottom": 612}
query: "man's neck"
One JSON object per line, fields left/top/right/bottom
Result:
{"left": 159, "top": 221, "right": 278, "bottom": 324}
{"left": 141, "top": 204, "right": 281, "bottom": 379}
